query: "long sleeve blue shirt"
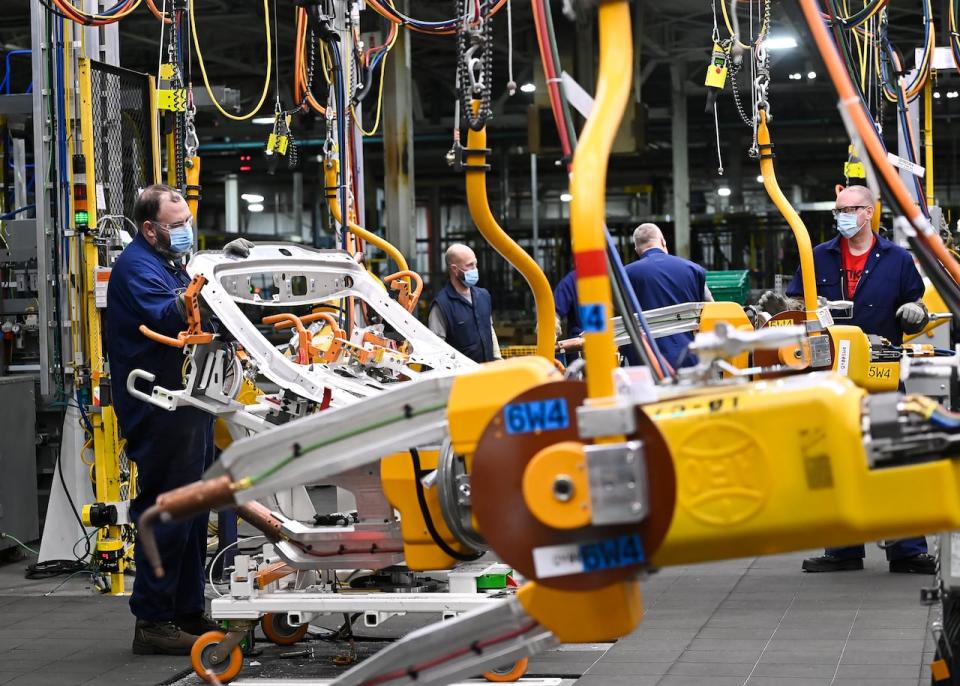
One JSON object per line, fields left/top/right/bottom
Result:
{"left": 784, "top": 234, "right": 924, "bottom": 345}
{"left": 105, "top": 233, "right": 199, "bottom": 441}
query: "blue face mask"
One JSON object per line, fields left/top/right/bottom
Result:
{"left": 167, "top": 222, "right": 194, "bottom": 254}
{"left": 836, "top": 213, "right": 861, "bottom": 239}
{"left": 462, "top": 268, "right": 480, "bottom": 287}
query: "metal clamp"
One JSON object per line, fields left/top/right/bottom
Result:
{"left": 585, "top": 441, "right": 648, "bottom": 525}
{"left": 576, "top": 402, "right": 637, "bottom": 440}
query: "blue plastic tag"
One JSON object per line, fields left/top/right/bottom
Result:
{"left": 532, "top": 533, "right": 646, "bottom": 579}
{"left": 580, "top": 533, "right": 646, "bottom": 572}
{"left": 504, "top": 398, "right": 570, "bottom": 434}
{"left": 579, "top": 303, "right": 607, "bottom": 333}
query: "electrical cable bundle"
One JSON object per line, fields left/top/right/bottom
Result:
{"left": 877, "top": 0, "right": 934, "bottom": 103}
{"left": 883, "top": 44, "right": 930, "bottom": 217}
{"left": 800, "top": 0, "right": 960, "bottom": 325}
{"left": 41, "top": 0, "right": 140, "bottom": 26}
{"left": 950, "top": 0, "right": 960, "bottom": 77}
{"left": 365, "top": 0, "right": 508, "bottom": 35}
{"left": 295, "top": 8, "right": 326, "bottom": 114}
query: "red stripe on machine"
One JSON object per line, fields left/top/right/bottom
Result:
{"left": 574, "top": 250, "right": 607, "bottom": 278}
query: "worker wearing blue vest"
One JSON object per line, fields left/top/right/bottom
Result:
{"left": 624, "top": 223, "right": 712, "bottom": 369}
{"left": 428, "top": 243, "right": 501, "bottom": 363}
{"left": 759, "top": 184, "right": 933, "bottom": 575}
{"left": 107, "top": 185, "right": 253, "bottom": 654}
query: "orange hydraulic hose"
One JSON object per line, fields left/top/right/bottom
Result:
{"left": 757, "top": 112, "right": 819, "bottom": 327}
{"left": 569, "top": 0, "right": 632, "bottom": 401}
{"left": 799, "top": 0, "right": 960, "bottom": 287}
{"left": 146, "top": 0, "right": 172, "bottom": 23}
{"left": 295, "top": 9, "right": 326, "bottom": 114}
{"left": 464, "top": 106, "right": 556, "bottom": 361}
{"left": 323, "top": 160, "right": 409, "bottom": 277}
{"left": 263, "top": 313, "right": 313, "bottom": 364}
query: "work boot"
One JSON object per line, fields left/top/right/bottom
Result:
{"left": 801, "top": 554, "right": 864, "bottom": 572}
{"left": 889, "top": 553, "right": 936, "bottom": 574}
{"left": 132, "top": 619, "right": 200, "bottom": 655}
{"left": 176, "top": 613, "right": 220, "bottom": 636}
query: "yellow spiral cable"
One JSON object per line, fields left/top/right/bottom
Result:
{"left": 190, "top": 0, "right": 272, "bottom": 121}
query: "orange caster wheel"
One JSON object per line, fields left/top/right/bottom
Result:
{"left": 260, "top": 612, "right": 309, "bottom": 646}
{"left": 483, "top": 657, "right": 529, "bottom": 682}
{"left": 191, "top": 630, "right": 243, "bottom": 684}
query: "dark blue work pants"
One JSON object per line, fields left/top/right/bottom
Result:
{"left": 826, "top": 537, "right": 927, "bottom": 561}
{"left": 128, "top": 410, "right": 215, "bottom": 622}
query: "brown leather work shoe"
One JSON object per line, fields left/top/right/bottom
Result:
{"left": 132, "top": 619, "right": 200, "bottom": 655}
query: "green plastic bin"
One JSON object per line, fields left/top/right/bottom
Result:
{"left": 706, "top": 270, "right": 750, "bottom": 305}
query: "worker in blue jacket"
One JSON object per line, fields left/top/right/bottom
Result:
{"left": 624, "top": 223, "right": 712, "bottom": 369}
{"left": 106, "top": 184, "right": 254, "bottom": 654}
{"left": 428, "top": 243, "right": 501, "bottom": 362}
{"left": 553, "top": 270, "right": 582, "bottom": 339}
{"left": 759, "top": 184, "right": 932, "bottom": 574}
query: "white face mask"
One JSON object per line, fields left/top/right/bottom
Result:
{"left": 836, "top": 213, "right": 861, "bottom": 239}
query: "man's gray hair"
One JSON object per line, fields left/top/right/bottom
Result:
{"left": 633, "top": 223, "right": 663, "bottom": 251}
{"left": 844, "top": 184, "right": 875, "bottom": 206}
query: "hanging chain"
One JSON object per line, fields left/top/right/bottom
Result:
{"left": 729, "top": 57, "right": 753, "bottom": 127}
{"left": 727, "top": 0, "right": 770, "bottom": 140}
{"left": 457, "top": 0, "right": 493, "bottom": 131}
{"left": 167, "top": 20, "right": 186, "bottom": 191}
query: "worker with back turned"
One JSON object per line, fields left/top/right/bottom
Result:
{"left": 758, "top": 184, "right": 933, "bottom": 574}
{"left": 428, "top": 243, "right": 502, "bottom": 362}
{"left": 106, "top": 184, "right": 254, "bottom": 654}
{"left": 624, "top": 223, "right": 712, "bottom": 369}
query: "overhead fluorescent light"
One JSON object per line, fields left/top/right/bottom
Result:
{"left": 560, "top": 192, "right": 573, "bottom": 202}
{"left": 788, "top": 72, "right": 802, "bottom": 80}
{"left": 756, "top": 175, "right": 764, "bottom": 183}
{"left": 717, "top": 187, "right": 732, "bottom": 197}
{"left": 764, "top": 36, "right": 798, "bottom": 51}
{"left": 248, "top": 203, "right": 265, "bottom": 213}
{"left": 241, "top": 193, "right": 265, "bottom": 203}
{"left": 807, "top": 71, "right": 817, "bottom": 79}
{"left": 252, "top": 116, "right": 275, "bottom": 125}
{"left": 520, "top": 82, "right": 536, "bottom": 93}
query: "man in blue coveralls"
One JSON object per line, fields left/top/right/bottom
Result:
{"left": 107, "top": 184, "right": 254, "bottom": 654}
{"left": 428, "top": 243, "right": 501, "bottom": 362}
{"left": 759, "top": 184, "right": 933, "bottom": 574}
{"left": 624, "top": 223, "right": 712, "bottom": 369}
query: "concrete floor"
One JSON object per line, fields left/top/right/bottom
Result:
{"left": 0, "top": 542, "right": 939, "bottom": 686}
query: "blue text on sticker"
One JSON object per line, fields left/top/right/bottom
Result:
{"left": 504, "top": 398, "right": 570, "bottom": 434}
{"left": 579, "top": 303, "right": 607, "bottom": 333}
{"left": 580, "top": 533, "right": 646, "bottom": 573}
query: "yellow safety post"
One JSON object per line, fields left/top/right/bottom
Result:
{"left": 79, "top": 58, "right": 127, "bottom": 595}
{"left": 757, "top": 111, "right": 820, "bottom": 328}
{"left": 569, "top": 0, "right": 633, "bottom": 400}
{"left": 148, "top": 76, "right": 162, "bottom": 185}
{"left": 924, "top": 79, "right": 934, "bottom": 207}
{"left": 464, "top": 107, "right": 556, "bottom": 360}
{"left": 323, "top": 160, "right": 410, "bottom": 277}
{"left": 185, "top": 157, "right": 201, "bottom": 220}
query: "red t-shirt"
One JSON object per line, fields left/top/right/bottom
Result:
{"left": 841, "top": 237, "right": 875, "bottom": 299}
